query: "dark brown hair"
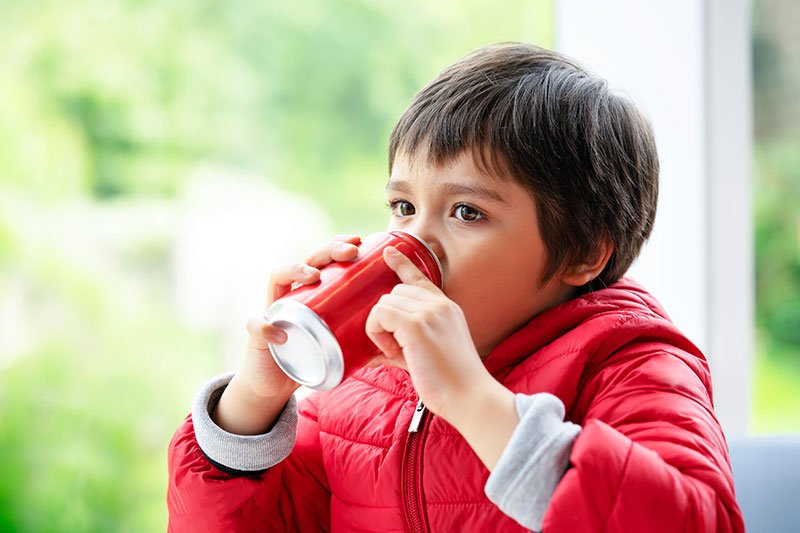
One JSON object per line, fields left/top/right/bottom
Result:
{"left": 388, "top": 43, "right": 659, "bottom": 286}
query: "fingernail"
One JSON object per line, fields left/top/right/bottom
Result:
{"left": 385, "top": 246, "right": 399, "bottom": 256}
{"left": 302, "top": 265, "right": 316, "bottom": 276}
{"left": 274, "top": 330, "right": 288, "bottom": 343}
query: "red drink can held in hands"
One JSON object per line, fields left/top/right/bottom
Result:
{"left": 267, "top": 231, "right": 442, "bottom": 391}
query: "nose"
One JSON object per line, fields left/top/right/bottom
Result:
{"left": 405, "top": 228, "right": 445, "bottom": 272}
{"left": 387, "top": 217, "right": 446, "bottom": 276}
{"left": 422, "top": 237, "right": 445, "bottom": 268}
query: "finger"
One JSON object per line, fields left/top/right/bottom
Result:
{"left": 366, "top": 354, "right": 407, "bottom": 371}
{"left": 305, "top": 236, "right": 362, "bottom": 268}
{"left": 375, "top": 292, "right": 424, "bottom": 314}
{"left": 328, "top": 241, "right": 361, "bottom": 262}
{"left": 365, "top": 303, "right": 406, "bottom": 354}
{"left": 365, "top": 298, "right": 426, "bottom": 362}
{"left": 367, "top": 330, "right": 405, "bottom": 361}
{"left": 390, "top": 282, "right": 440, "bottom": 301}
{"left": 267, "top": 263, "right": 320, "bottom": 304}
{"left": 383, "top": 246, "right": 435, "bottom": 288}
{"left": 366, "top": 296, "right": 410, "bottom": 335}
{"left": 330, "top": 234, "right": 362, "bottom": 244}
{"left": 247, "top": 316, "right": 288, "bottom": 348}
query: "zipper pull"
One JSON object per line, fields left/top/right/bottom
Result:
{"left": 408, "top": 400, "right": 426, "bottom": 433}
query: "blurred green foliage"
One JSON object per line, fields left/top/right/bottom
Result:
{"left": 0, "top": 0, "right": 553, "bottom": 229}
{"left": 0, "top": 1, "right": 553, "bottom": 530}
{"left": 751, "top": 0, "right": 800, "bottom": 433}
{"left": 754, "top": 141, "right": 800, "bottom": 346}
{"left": 751, "top": 140, "right": 800, "bottom": 433}
{"left": 0, "top": 193, "right": 220, "bottom": 531}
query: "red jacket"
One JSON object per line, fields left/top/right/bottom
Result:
{"left": 168, "top": 278, "right": 744, "bottom": 531}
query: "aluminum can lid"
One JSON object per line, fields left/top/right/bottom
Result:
{"left": 267, "top": 299, "right": 344, "bottom": 391}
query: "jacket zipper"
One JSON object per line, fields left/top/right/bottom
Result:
{"left": 403, "top": 399, "right": 430, "bottom": 533}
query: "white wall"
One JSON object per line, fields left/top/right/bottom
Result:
{"left": 556, "top": 0, "right": 753, "bottom": 435}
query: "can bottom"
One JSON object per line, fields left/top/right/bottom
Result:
{"left": 267, "top": 299, "right": 344, "bottom": 391}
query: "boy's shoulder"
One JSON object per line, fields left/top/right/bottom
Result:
{"left": 493, "top": 278, "right": 705, "bottom": 387}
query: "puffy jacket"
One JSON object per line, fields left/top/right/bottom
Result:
{"left": 168, "top": 278, "right": 744, "bottom": 531}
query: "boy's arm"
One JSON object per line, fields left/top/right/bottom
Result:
{"left": 541, "top": 346, "right": 744, "bottom": 533}
{"left": 445, "top": 379, "right": 581, "bottom": 531}
{"left": 460, "top": 345, "right": 744, "bottom": 533}
{"left": 167, "top": 374, "right": 331, "bottom": 532}
{"left": 481, "top": 393, "right": 581, "bottom": 532}
{"left": 188, "top": 373, "right": 297, "bottom": 475}
{"left": 167, "top": 235, "right": 358, "bottom": 531}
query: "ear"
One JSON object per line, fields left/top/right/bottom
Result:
{"left": 561, "top": 241, "right": 614, "bottom": 287}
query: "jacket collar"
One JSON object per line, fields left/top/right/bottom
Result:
{"left": 482, "top": 277, "right": 671, "bottom": 377}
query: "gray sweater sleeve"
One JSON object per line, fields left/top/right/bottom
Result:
{"left": 484, "top": 393, "right": 581, "bottom": 532}
{"left": 191, "top": 372, "right": 299, "bottom": 474}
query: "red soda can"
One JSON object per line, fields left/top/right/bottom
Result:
{"left": 267, "top": 231, "right": 442, "bottom": 390}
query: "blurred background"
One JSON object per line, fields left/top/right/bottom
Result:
{"left": 0, "top": 0, "right": 796, "bottom": 530}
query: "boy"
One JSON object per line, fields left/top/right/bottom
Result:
{"left": 168, "top": 43, "right": 744, "bottom": 531}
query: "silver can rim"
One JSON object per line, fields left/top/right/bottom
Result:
{"left": 390, "top": 230, "right": 443, "bottom": 289}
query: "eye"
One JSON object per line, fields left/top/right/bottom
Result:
{"left": 387, "top": 200, "right": 415, "bottom": 217}
{"left": 453, "top": 204, "right": 485, "bottom": 222}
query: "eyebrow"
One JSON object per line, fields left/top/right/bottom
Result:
{"left": 385, "top": 180, "right": 509, "bottom": 205}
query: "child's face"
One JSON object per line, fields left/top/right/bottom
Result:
{"left": 386, "top": 151, "right": 578, "bottom": 358}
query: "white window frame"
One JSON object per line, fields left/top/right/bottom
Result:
{"left": 555, "top": 0, "right": 753, "bottom": 436}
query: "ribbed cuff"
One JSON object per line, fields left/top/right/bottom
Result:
{"left": 191, "top": 372, "right": 298, "bottom": 474}
{"left": 485, "top": 393, "right": 581, "bottom": 532}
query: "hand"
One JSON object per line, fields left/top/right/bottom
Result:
{"left": 366, "top": 246, "right": 520, "bottom": 470}
{"left": 365, "top": 246, "right": 493, "bottom": 422}
{"left": 214, "top": 235, "right": 361, "bottom": 435}
{"left": 239, "top": 234, "right": 363, "bottom": 401}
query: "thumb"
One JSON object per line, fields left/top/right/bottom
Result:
{"left": 383, "top": 246, "right": 435, "bottom": 288}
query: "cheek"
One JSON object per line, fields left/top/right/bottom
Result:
{"left": 441, "top": 250, "right": 490, "bottom": 293}
{"left": 443, "top": 254, "right": 506, "bottom": 315}
{"left": 446, "top": 249, "right": 545, "bottom": 331}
